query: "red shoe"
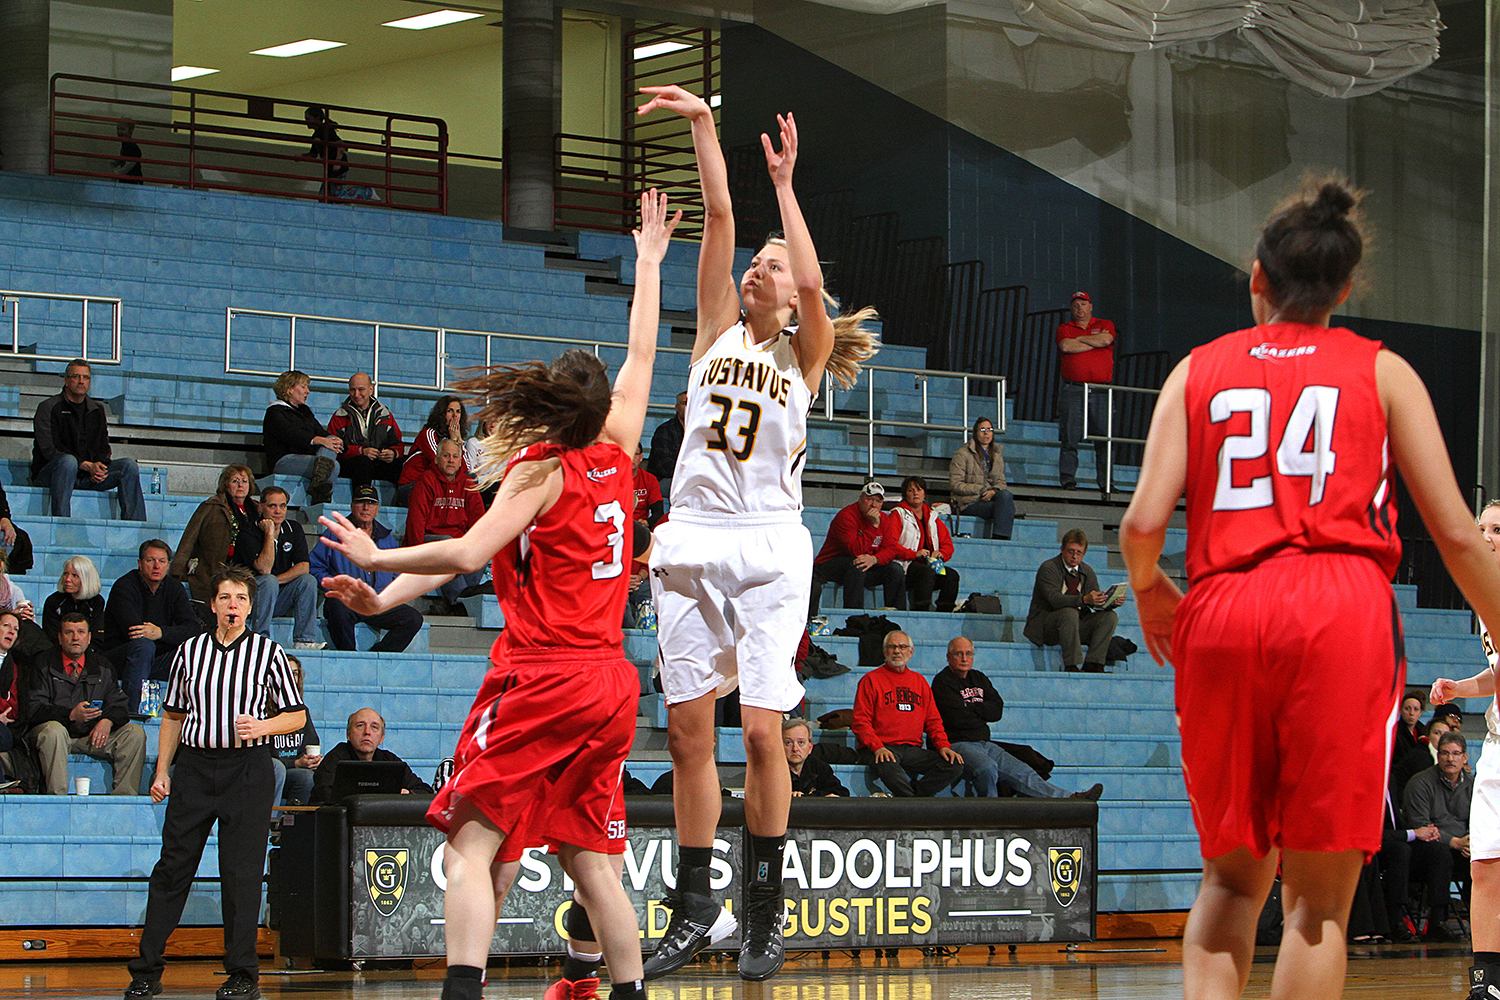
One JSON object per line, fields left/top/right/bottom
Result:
{"left": 544, "top": 978, "right": 599, "bottom": 1000}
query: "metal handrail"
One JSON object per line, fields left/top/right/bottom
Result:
{"left": 0, "top": 290, "right": 123, "bottom": 365}
{"left": 225, "top": 307, "right": 1005, "bottom": 474}
{"left": 1081, "top": 382, "right": 1161, "bottom": 494}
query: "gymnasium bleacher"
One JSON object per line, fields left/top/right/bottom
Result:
{"left": 0, "top": 169, "right": 1484, "bottom": 933}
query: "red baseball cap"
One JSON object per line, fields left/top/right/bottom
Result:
{"left": 1071, "top": 291, "right": 1091, "bottom": 302}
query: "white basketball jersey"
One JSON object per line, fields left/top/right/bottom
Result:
{"left": 670, "top": 321, "right": 814, "bottom": 516}
{"left": 1481, "top": 622, "right": 1498, "bottom": 737}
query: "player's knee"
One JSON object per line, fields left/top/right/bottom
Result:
{"left": 667, "top": 724, "right": 715, "bottom": 763}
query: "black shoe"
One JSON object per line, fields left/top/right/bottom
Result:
{"left": 1388, "top": 923, "right": 1418, "bottom": 943}
{"left": 1467, "top": 965, "right": 1500, "bottom": 1000}
{"left": 217, "top": 972, "right": 261, "bottom": 1000}
{"left": 739, "top": 888, "right": 787, "bottom": 981}
{"left": 123, "top": 978, "right": 162, "bottom": 1000}
{"left": 1424, "top": 921, "right": 1462, "bottom": 943}
{"left": 458, "top": 583, "right": 491, "bottom": 599}
{"left": 642, "top": 891, "right": 737, "bottom": 981}
{"left": 1070, "top": 783, "right": 1104, "bottom": 801}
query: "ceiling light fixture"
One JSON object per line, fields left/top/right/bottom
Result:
{"left": 251, "top": 39, "right": 346, "bottom": 58}
{"left": 171, "top": 65, "right": 220, "bottom": 82}
{"left": 383, "top": 10, "right": 484, "bottom": 29}
{"left": 633, "top": 40, "right": 691, "bottom": 60}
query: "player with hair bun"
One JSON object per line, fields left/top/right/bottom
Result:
{"left": 634, "top": 84, "right": 877, "bottom": 982}
{"left": 1121, "top": 176, "right": 1500, "bottom": 1000}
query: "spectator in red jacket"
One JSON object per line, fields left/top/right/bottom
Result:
{"left": 404, "top": 438, "right": 485, "bottom": 614}
{"left": 328, "top": 372, "right": 404, "bottom": 490}
{"left": 810, "top": 481, "right": 905, "bottom": 616}
{"left": 631, "top": 443, "right": 665, "bottom": 528}
{"left": 889, "top": 476, "right": 961, "bottom": 612}
{"left": 397, "top": 396, "right": 468, "bottom": 506}
{"left": 851, "top": 630, "right": 964, "bottom": 796}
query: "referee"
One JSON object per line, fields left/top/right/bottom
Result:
{"left": 124, "top": 565, "right": 306, "bottom": 1000}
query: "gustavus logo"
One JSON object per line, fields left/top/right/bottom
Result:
{"left": 1049, "top": 847, "right": 1083, "bottom": 908}
{"left": 366, "top": 849, "right": 410, "bottom": 917}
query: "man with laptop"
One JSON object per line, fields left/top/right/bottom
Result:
{"left": 311, "top": 707, "right": 432, "bottom": 802}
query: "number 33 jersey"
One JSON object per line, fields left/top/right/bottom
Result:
{"left": 490, "top": 440, "right": 633, "bottom": 650}
{"left": 670, "top": 322, "right": 815, "bottom": 516}
{"left": 1182, "top": 323, "right": 1401, "bottom": 583}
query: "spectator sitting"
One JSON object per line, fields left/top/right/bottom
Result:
{"left": 1394, "top": 690, "right": 1427, "bottom": 762}
{"left": 24, "top": 613, "right": 147, "bottom": 795}
{"left": 310, "top": 486, "right": 424, "bottom": 652}
{"left": 1402, "top": 730, "right": 1473, "bottom": 941}
{"left": 631, "top": 443, "right": 666, "bottom": 529}
{"left": 1431, "top": 703, "right": 1463, "bottom": 733}
{"left": 271, "top": 655, "right": 321, "bottom": 806}
{"left": 172, "top": 464, "right": 260, "bottom": 603}
{"left": 311, "top": 707, "right": 434, "bottom": 802}
{"left": 0, "top": 611, "right": 26, "bottom": 786}
{"left": 783, "top": 717, "right": 848, "bottom": 797}
{"left": 948, "top": 417, "right": 1014, "bottom": 540}
{"left": 464, "top": 419, "right": 499, "bottom": 506}
{"left": 1023, "top": 529, "right": 1124, "bottom": 672}
{"left": 404, "top": 438, "right": 486, "bottom": 614}
{"left": 99, "top": 540, "right": 204, "bottom": 714}
{"left": 329, "top": 371, "right": 404, "bottom": 490}
{"left": 851, "top": 630, "right": 965, "bottom": 797}
{"left": 0, "top": 550, "right": 48, "bottom": 666}
{"left": 264, "top": 369, "right": 343, "bottom": 506}
{"left": 112, "top": 120, "right": 143, "bottom": 182}
{"left": 646, "top": 390, "right": 688, "bottom": 498}
{"left": 42, "top": 555, "right": 106, "bottom": 646}
{"left": 810, "top": 481, "right": 905, "bottom": 617}
{"left": 932, "top": 636, "right": 1102, "bottom": 799}
{"left": 0, "top": 479, "right": 34, "bottom": 575}
{"left": 31, "top": 359, "right": 146, "bottom": 521}
{"left": 890, "top": 476, "right": 961, "bottom": 613}
{"left": 235, "top": 486, "right": 325, "bottom": 650}
{"left": 1394, "top": 718, "right": 1448, "bottom": 802}
{"left": 397, "top": 396, "right": 468, "bottom": 506}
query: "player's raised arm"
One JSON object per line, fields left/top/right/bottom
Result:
{"left": 762, "top": 113, "right": 834, "bottom": 391}
{"left": 638, "top": 86, "right": 739, "bottom": 358}
{"left": 605, "top": 188, "right": 679, "bottom": 453}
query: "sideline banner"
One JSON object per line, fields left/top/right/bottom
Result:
{"left": 343, "top": 798, "right": 1096, "bottom": 959}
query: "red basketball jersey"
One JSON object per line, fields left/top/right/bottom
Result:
{"left": 1182, "top": 323, "right": 1400, "bottom": 582}
{"left": 489, "top": 440, "right": 633, "bottom": 650}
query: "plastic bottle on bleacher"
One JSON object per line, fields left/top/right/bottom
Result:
{"left": 150, "top": 468, "right": 162, "bottom": 495}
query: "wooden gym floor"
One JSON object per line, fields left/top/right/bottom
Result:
{"left": 0, "top": 942, "right": 1474, "bottom": 1000}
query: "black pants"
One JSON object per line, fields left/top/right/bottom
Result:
{"left": 904, "top": 561, "right": 961, "bottom": 613}
{"left": 1409, "top": 840, "right": 1469, "bottom": 923}
{"left": 129, "top": 746, "right": 275, "bottom": 982}
{"left": 338, "top": 454, "right": 402, "bottom": 489}
{"left": 810, "top": 555, "right": 905, "bottom": 616}
{"left": 858, "top": 742, "right": 964, "bottom": 797}
{"left": 325, "top": 597, "right": 424, "bottom": 652}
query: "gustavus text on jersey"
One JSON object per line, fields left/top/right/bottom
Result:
{"left": 699, "top": 356, "right": 792, "bottom": 408}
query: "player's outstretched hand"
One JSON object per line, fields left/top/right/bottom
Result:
{"left": 761, "top": 112, "right": 798, "bottom": 188}
{"left": 1131, "top": 571, "right": 1183, "bottom": 667}
{"left": 1430, "top": 677, "right": 1461, "bottom": 706}
{"left": 318, "top": 511, "right": 380, "bottom": 568}
{"left": 633, "top": 187, "right": 681, "bottom": 267}
{"left": 637, "top": 85, "right": 711, "bottom": 121}
{"left": 321, "top": 574, "right": 384, "bottom": 616}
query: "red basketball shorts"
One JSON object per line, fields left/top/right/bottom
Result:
{"left": 426, "top": 644, "right": 638, "bottom": 859}
{"left": 1173, "top": 549, "right": 1404, "bottom": 861}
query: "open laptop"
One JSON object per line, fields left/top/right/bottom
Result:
{"left": 331, "top": 760, "right": 407, "bottom": 800}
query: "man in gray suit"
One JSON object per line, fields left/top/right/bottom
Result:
{"left": 1023, "top": 529, "right": 1124, "bottom": 672}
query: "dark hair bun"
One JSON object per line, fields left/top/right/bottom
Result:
{"left": 1311, "top": 182, "right": 1355, "bottom": 225}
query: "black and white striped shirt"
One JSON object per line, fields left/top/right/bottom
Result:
{"left": 163, "top": 629, "right": 304, "bottom": 749}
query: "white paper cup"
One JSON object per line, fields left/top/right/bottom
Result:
{"left": 73, "top": 777, "right": 91, "bottom": 796}
{"left": 304, "top": 745, "right": 321, "bottom": 758}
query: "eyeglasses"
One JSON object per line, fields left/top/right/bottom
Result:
{"left": 885, "top": 643, "right": 912, "bottom": 650}
{"left": 1438, "top": 751, "right": 1466, "bottom": 759}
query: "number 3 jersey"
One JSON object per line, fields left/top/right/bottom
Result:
{"left": 490, "top": 440, "right": 633, "bottom": 651}
{"left": 1182, "top": 323, "right": 1400, "bottom": 583}
{"left": 670, "top": 321, "right": 814, "bottom": 516}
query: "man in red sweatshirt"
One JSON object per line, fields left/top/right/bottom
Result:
{"left": 851, "top": 630, "right": 965, "bottom": 796}
{"left": 404, "top": 438, "right": 486, "bottom": 613}
{"left": 809, "top": 482, "right": 906, "bottom": 617}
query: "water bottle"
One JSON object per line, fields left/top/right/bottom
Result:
{"left": 150, "top": 467, "right": 162, "bottom": 495}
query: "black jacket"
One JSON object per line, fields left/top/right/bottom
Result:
{"left": 32, "top": 392, "right": 113, "bottom": 476}
{"left": 791, "top": 753, "right": 849, "bottom": 797}
{"left": 24, "top": 649, "right": 131, "bottom": 738}
{"left": 42, "top": 592, "right": 107, "bottom": 644}
{"left": 98, "top": 570, "right": 203, "bottom": 653}
{"left": 646, "top": 416, "right": 684, "bottom": 481}
{"left": 263, "top": 400, "right": 329, "bottom": 470}
{"left": 311, "top": 742, "right": 433, "bottom": 802}
{"left": 931, "top": 665, "right": 1005, "bottom": 744}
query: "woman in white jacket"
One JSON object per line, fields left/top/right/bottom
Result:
{"left": 890, "top": 476, "right": 961, "bottom": 612}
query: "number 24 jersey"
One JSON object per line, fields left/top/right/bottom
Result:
{"left": 1182, "top": 323, "right": 1401, "bottom": 583}
{"left": 490, "top": 440, "right": 633, "bottom": 651}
